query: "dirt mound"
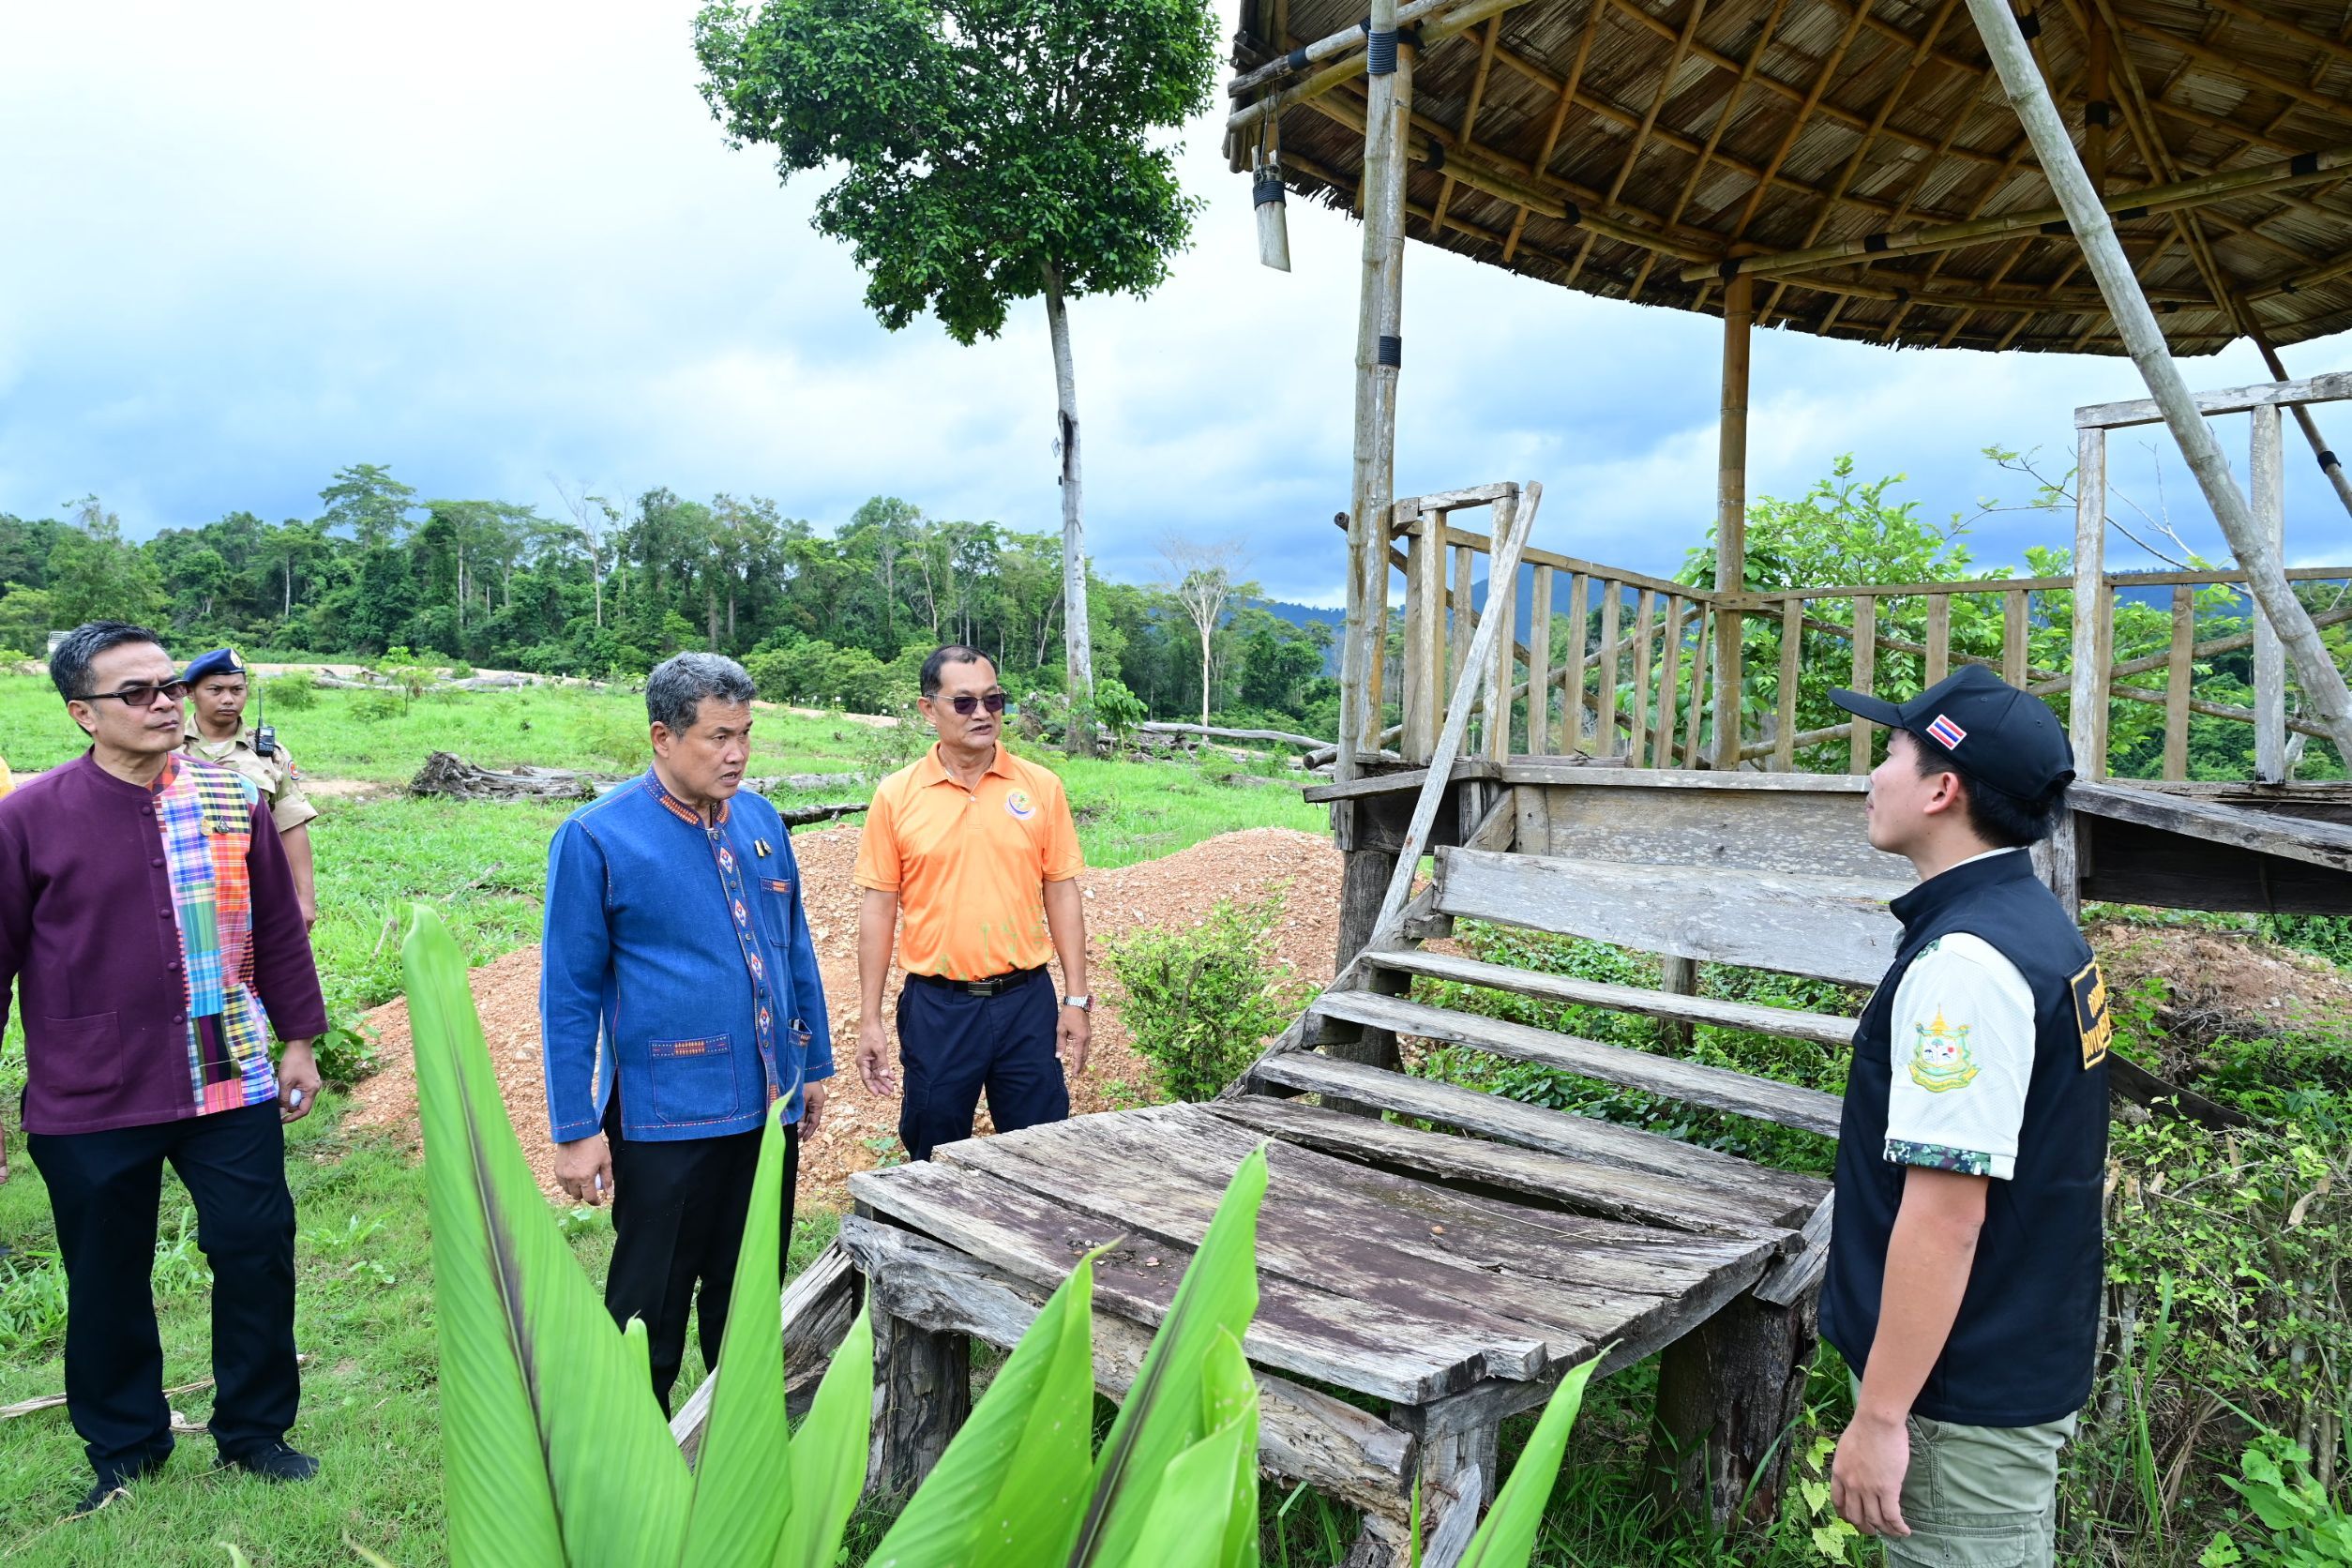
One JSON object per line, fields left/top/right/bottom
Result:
{"left": 346, "top": 825, "right": 1341, "bottom": 1208}
{"left": 2090, "top": 918, "right": 2352, "bottom": 1078}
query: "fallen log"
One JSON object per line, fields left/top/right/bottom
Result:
{"left": 777, "top": 800, "right": 869, "bottom": 826}
{"left": 408, "top": 752, "right": 864, "bottom": 805}
{"left": 1138, "top": 721, "right": 1330, "bottom": 749}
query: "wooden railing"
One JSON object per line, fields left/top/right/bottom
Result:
{"left": 1356, "top": 489, "right": 2352, "bottom": 780}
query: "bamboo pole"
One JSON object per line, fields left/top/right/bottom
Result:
{"left": 1773, "top": 597, "right": 1804, "bottom": 772}
{"left": 1849, "top": 596, "right": 1877, "bottom": 773}
{"left": 1564, "top": 572, "right": 1591, "bottom": 753}
{"left": 1713, "top": 270, "right": 1753, "bottom": 770}
{"left": 1964, "top": 0, "right": 2352, "bottom": 766}
{"left": 1529, "top": 565, "right": 1556, "bottom": 754}
{"left": 2163, "top": 584, "right": 2194, "bottom": 780}
{"left": 1338, "top": 7, "right": 1412, "bottom": 784}
{"left": 1368, "top": 485, "right": 1541, "bottom": 939}
{"left": 1681, "top": 144, "right": 2352, "bottom": 285}
{"left": 2085, "top": 8, "right": 2110, "bottom": 194}
{"left": 1228, "top": 0, "right": 1515, "bottom": 110}
{"left": 2253, "top": 402, "right": 2287, "bottom": 780}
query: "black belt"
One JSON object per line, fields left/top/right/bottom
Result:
{"left": 908, "top": 966, "right": 1046, "bottom": 998}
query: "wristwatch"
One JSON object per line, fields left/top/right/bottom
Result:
{"left": 1062, "top": 993, "right": 1093, "bottom": 1011}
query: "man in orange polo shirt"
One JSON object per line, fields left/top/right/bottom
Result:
{"left": 852, "top": 645, "right": 1091, "bottom": 1160}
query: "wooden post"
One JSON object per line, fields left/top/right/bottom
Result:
{"left": 870, "top": 1304, "right": 971, "bottom": 1497}
{"left": 1563, "top": 573, "right": 1591, "bottom": 753}
{"left": 1924, "top": 595, "right": 1952, "bottom": 686}
{"left": 1651, "top": 1290, "right": 1819, "bottom": 1530}
{"left": 1629, "top": 590, "right": 1657, "bottom": 765}
{"left": 1773, "top": 598, "right": 1804, "bottom": 771}
{"left": 1848, "top": 596, "right": 1877, "bottom": 773}
{"left": 2253, "top": 401, "right": 2288, "bottom": 781}
{"left": 1713, "top": 271, "right": 1755, "bottom": 770}
{"left": 1528, "top": 565, "right": 1556, "bottom": 754}
{"left": 2002, "top": 588, "right": 2029, "bottom": 687}
{"left": 2250, "top": 333, "right": 2352, "bottom": 523}
{"left": 1338, "top": 0, "right": 1414, "bottom": 785}
{"left": 1485, "top": 555, "right": 1518, "bottom": 762}
{"left": 2072, "top": 427, "right": 2110, "bottom": 779}
{"left": 1681, "top": 609, "right": 1712, "bottom": 766}
{"left": 2163, "top": 583, "right": 2195, "bottom": 780}
{"left": 1658, "top": 596, "right": 1688, "bottom": 769}
{"left": 1965, "top": 0, "right": 2352, "bottom": 764}
{"left": 1596, "top": 581, "right": 1623, "bottom": 755}
{"left": 1402, "top": 505, "right": 1438, "bottom": 761}
{"left": 1451, "top": 543, "right": 1476, "bottom": 691}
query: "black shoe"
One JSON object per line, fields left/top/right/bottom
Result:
{"left": 219, "top": 1440, "right": 319, "bottom": 1484}
{"left": 75, "top": 1454, "right": 168, "bottom": 1516}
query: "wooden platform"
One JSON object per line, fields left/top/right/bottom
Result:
{"left": 846, "top": 1099, "right": 1825, "bottom": 1565}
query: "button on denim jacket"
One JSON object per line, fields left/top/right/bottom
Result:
{"left": 540, "top": 773, "right": 834, "bottom": 1144}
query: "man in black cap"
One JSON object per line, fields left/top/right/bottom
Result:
{"left": 1820, "top": 664, "right": 2110, "bottom": 1567}
{"left": 180, "top": 650, "right": 320, "bottom": 929}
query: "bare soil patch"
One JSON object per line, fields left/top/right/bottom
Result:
{"left": 346, "top": 825, "right": 1341, "bottom": 1207}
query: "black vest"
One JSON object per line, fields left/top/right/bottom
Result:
{"left": 1820, "top": 850, "right": 2111, "bottom": 1427}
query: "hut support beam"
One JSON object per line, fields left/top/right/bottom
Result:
{"left": 1964, "top": 0, "right": 2352, "bottom": 767}
{"left": 1713, "top": 272, "right": 1753, "bottom": 771}
{"left": 2250, "top": 332, "right": 2352, "bottom": 521}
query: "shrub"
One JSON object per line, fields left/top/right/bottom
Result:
{"left": 349, "top": 689, "right": 403, "bottom": 725}
{"left": 744, "top": 647, "right": 795, "bottom": 704}
{"left": 578, "top": 709, "right": 651, "bottom": 770}
{"left": 445, "top": 660, "right": 476, "bottom": 681}
{"left": 1105, "top": 893, "right": 1310, "bottom": 1102}
{"left": 1091, "top": 676, "right": 1146, "bottom": 743}
{"left": 263, "top": 672, "right": 319, "bottom": 711}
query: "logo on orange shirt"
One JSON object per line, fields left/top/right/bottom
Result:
{"left": 1004, "top": 789, "right": 1036, "bottom": 821}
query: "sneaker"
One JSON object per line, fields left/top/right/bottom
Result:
{"left": 74, "top": 1454, "right": 168, "bottom": 1516}
{"left": 219, "top": 1440, "right": 320, "bottom": 1484}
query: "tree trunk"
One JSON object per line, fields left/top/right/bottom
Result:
{"left": 283, "top": 558, "right": 293, "bottom": 617}
{"left": 1044, "top": 259, "right": 1093, "bottom": 753}
{"left": 1200, "top": 638, "right": 1213, "bottom": 731}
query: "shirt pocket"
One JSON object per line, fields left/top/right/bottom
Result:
{"left": 756, "top": 877, "right": 798, "bottom": 947}
{"left": 32, "top": 1012, "right": 127, "bottom": 1103}
{"left": 647, "top": 1033, "right": 737, "bottom": 1124}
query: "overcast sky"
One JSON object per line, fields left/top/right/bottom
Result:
{"left": 5, "top": 1, "right": 2350, "bottom": 605}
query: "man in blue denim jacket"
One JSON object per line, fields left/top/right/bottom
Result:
{"left": 538, "top": 653, "right": 833, "bottom": 1411}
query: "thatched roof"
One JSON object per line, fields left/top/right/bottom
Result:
{"left": 1226, "top": 0, "right": 2352, "bottom": 354}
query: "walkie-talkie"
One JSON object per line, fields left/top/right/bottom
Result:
{"left": 246, "top": 649, "right": 278, "bottom": 757}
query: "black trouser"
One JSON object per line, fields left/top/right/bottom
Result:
{"left": 25, "top": 1101, "right": 299, "bottom": 1480}
{"left": 897, "top": 967, "right": 1069, "bottom": 1162}
{"left": 603, "top": 1093, "right": 799, "bottom": 1415}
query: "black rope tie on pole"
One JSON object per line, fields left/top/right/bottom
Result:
{"left": 2086, "top": 101, "right": 2111, "bottom": 127}
{"left": 1560, "top": 200, "right": 1582, "bottom": 227}
{"left": 2041, "top": 219, "right": 2073, "bottom": 235}
{"left": 1377, "top": 335, "right": 1403, "bottom": 368}
{"left": 1368, "top": 27, "right": 1398, "bottom": 73}
{"left": 2017, "top": 10, "right": 2043, "bottom": 37}
{"left": 1863, "top": 233, "right": 1890, "bottom": 252}
{"left": 2292, "top": 150, "right": 2321, "bottom": 177}
{"left": 1254, "top": 168, "right": 1287, "bottom": 206}
{"left": 1286, "top": 46, "right": 1309, "bottom": 71}
{"left": 1425, "top": 143, "right": 1445, "bottom": 173}
{"left": 2321, "top": 450, "right": 2342, "bottom": 472}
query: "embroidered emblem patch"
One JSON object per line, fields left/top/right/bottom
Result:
{"left": 2071, "top": 959, "right": 2112, "bottom": 1068}
{"left": 1925, "top": 713, "right": 1968, "bottom": 749}
{"left": 1908, "top": 1008, "right": 1980, "bottom": 1093}
{"left": 1004, "top": 789, "right": 1036, "bottom": 822}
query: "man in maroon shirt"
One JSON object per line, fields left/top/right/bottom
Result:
{"left": 0, "top": 622, "right": 328, "bottom": 1515}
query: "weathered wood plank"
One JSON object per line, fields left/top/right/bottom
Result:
{"left": 1303, "top": 758, "right": 1502, "bottom": 803}
{"left": 1363, "top": 948, "right": 1860, "bottom": 1047}
{"left": 2252, "top": 403, "right": 2287, "bottom": 783}
{"left": 1563, "top": 573, "right": 1591, "bottom": 755}
{"left": 1772, "top": 599, "right": 1802, "bottom": 772}
{"left": 1628, "top": 591, "right": 1656, "bottom": 766}
{"left": 1751, "top": 1195, "right": 1834, "bottom": 1307}
{"left": 1494, "top": 764, "right": 1870, "bottom": 792}
{"left": 2070, "top": 780, "right": 2352, "bottom": 872}
{"left": 837, "top": 1216, "right": 1418, "bottom": 1520}
{"left": 849, "top": 1159, "right": 1519, "bottom": 1402}
{"left": 1212, "top": 1094, "right": 1797, "bottom": 1238}
{"left": 1528, "top": 565, "right": 1555, "bottom": 755}
{"left": 2074, "top": 369, "right": 2352, "bottom": 430}
{"left": 870, "top": 1301, "right": 969, "bottom": 1496}
{"left": 2164, "top": 585, "right": 2195, "bottom": 781}
{"left": 2002, "top": 588, "right": 2029, "bottom": 688}
{"left": 1247, "top": 1054, "right": 1827, "bottom": 1223}
{"left": 1434, "top": 847, "right": 1906, "bottom": 988}
{"left": 1312, "top": 991, "right": 1843, "bottom": 1136}
{"left": 1924, "top": 595, "right": 1952, "bottom": 686}
{"left": 2076, "top": 813, "right": 2352, "bottom": 915}
{"left": 1520, "top": 781, "right": 1912, "bottom": 881}
{"left": 1849, "top": 596, "right": 1877, "bottom": 774}
{"left": 1596, "top": 582, "right": 1622, "bottom": 756}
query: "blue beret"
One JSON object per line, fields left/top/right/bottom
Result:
{"left": 182, "top": 648, "right": 243, "bottom": 685}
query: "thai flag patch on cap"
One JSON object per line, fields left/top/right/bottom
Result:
{"left": 1926, "top": 713, "right": 1968, "bottom": 748}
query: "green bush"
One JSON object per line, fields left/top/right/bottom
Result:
{"left": 1105, "top": 893, "right": 1310, "bottom": 1102}
{"left": 349, "top": 689, "right": 403, "bottom": 725}
{"left": 263, "top": 672, "right": 319, "bottom": 711}
{"left": 577, "top": 708, "right": 651, "bottom": 771}
{"left": 1091, "top": 676, "right": 1146, "bottom": 743}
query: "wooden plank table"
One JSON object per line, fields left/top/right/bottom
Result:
{"left": 845, "top": 1101, "right": 1826, "bottom": 1568}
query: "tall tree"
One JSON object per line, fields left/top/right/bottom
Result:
{"left": 693, "top": 0, "right": 1220, "bottom": 749}
{"left": 1161, "top": 535, "right": 1247, "bottom": 731}
{"left": 319, "top": 463, "right": 418, "bottom": 550}
{"left": 48, "top": 494, "right": 166, "bottom": 627}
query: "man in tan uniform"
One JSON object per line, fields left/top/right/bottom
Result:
{"left": 179, "top": 650, "right": 320, "bottom": 930}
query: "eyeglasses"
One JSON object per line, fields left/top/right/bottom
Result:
{"left": 74, "top": 681, "right": 189, "bottom": 710}
{"left": 946, "top": 693, "right": 1007, "bottom": 716}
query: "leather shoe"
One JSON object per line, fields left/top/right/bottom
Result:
{"left": 219, "top": 1440, "right": 320, "bottom": 1484}
{"left": 74, "top": 1454, "right": 168, "bottom": 1516}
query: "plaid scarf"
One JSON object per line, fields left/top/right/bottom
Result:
{"left": 154, "top": 758, "right": 278, "bottom": 1113}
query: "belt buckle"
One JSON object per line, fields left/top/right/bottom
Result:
{"left": 965, "top": 980, "right": 992, "bottom": 997}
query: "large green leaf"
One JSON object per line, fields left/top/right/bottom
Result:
{"left": 1454, "top": 1353, "right": 1601, "bottom": 1568}
{"left": 1071, "top": 1145, "right": 1269, "bottom": 1567}
{"left": 776, "top": 1309, "right": 875, "bottom": 1568}
{"left": 1132, "top": 1415, "right": 1258, "bottom": 1568}
{"left": 681, "top": 1107, "right": 798, "bottom": 1566}
{"left": 1198, "top": 1329, "right": 1261, "bottom": 1568}
{"left": 401, "top": 903, "right": 693, "bottom": 1566}
{"left": 868, "top": 1257, "right": 1099, "bottom": 1568}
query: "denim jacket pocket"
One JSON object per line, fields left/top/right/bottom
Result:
{"left": 646, "top": 1033, "right": 737, "bottom": 1124}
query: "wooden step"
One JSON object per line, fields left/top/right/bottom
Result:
{"left": 1311, "top": 991, "right": 1842, "bottom": 1136}
{"left": 1246, "top": 1052, "right": 1826, "bottom": 1228}
{"left": 1433, "top": 847, "right": 1906, "bottom": 987}
{"left": 1363, "top": 948, "right": 1860, "bottom": 1048}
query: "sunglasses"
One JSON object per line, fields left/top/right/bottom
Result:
{"left": 75, "top": 680, "right": 189, "bottom": 710}
{"left": 943, "top": 693, "right": 1007, "bottom": 716}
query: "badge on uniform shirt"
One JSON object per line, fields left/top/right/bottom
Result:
{"left": 754, "top": 838, "right": 772, "bottom": 857}
{"left": 2071, "top": 960, "right": 2112, "bottom": 1068}
{"left": 1908, "top": 1009, "right": 1981, "bottom": 1093}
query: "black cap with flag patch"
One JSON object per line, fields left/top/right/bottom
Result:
{"left": 1829, "top": 663, "right": 2075, "bottom": 798}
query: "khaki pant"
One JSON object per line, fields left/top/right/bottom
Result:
{"left": 1854, "top": 1383, "right": 2077, "bottom": 1566}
